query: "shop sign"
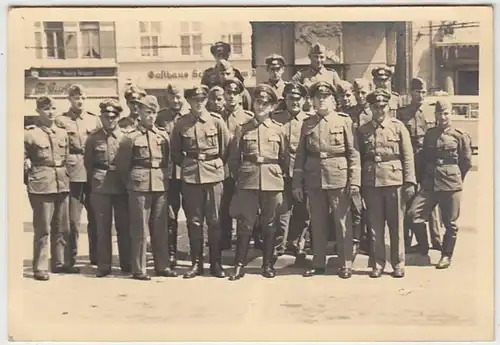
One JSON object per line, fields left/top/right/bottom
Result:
{"left": 31, "top": 82, "right": 73, "bottom": 95}
{"left": 147, "top": 69, "right": 256, "bottom": 80}
{"left": 31, "top": 68, "right": 117, "bottom": 78}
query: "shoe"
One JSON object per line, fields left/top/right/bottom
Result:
{"left": 436, "top": 256, "right": 451, "bottom": 269}
{"left": 53, "top": 266, "right": 80, "bottom": 274}
{"left": 183, "top": 262, "right": 204, "bottom": 279}
{"left": 228, "top": 265, "right": 245, "bottom": 281}
{"left": 302, "top": 268, "right": 325, "bottom": 277}
{"left": 156, "top": 268, "right": 178, "bottom": 277}
{"left": 338, "top": 268, "right": 352, "bottom": 279}
{"left": 392, "top": 268, "right": 405, "bottom": 278}
{"left": 210, "top": 263, "right": 226, "bottom": 278}
{"left": 132, "top": 273, "right": 151, "bottom": 281}
{"left": 262, "top": 266, "right": 276, "bottom": 278}
{"left": 96, "top": 269, "right": 111, "bottom": 278}
{"left": 34, "top": 271, "right": 50, "bottom": 281}
{"left": 369, "top": 268, "right": 383, "bottom": 278}
{"left": 120, "top": 266, "right": 131, "bottom": 274}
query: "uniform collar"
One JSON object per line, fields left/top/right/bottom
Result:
{"left": 268, "top": 79, "right": 284, "bottom": 89}
{"left": 289, "top": 110, "right": 306, "bottom": 121}
{"left": 38, "top": 121, "right": 57, "bottom": 134}
{"left": 311, "top": 66, "right": 327, "bottom": 75}
{"left": 103, "top": 127, "right": 120, "bottom": 138}
{"left": 136, "top": 123, "right": 149, "bottom": 133}
{"left": 372, "top": 115, "right": 391, "bottom": 129}
{"left": 254, "top": 116, "right": 271, "bottom": 127}
{"left": 68, "top": 107, "right": 85, "bottom": 120}
{"left": 193, "top": 109, "right": 211, "bottom": 123}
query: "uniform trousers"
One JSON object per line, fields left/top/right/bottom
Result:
{"left": 363, "top": 186, "right": 405, "bottom": 270}
{"left": 167, "top": 178, "right": 183, "bottom": 256}
{"left": 91, "top": 192, "right": 131, "bottom": 271}
{"left": 307, "top": 188, "right": 353, "bottom": 269}
{"left": 68, "top": 182, "right": 97, "bottom": 266}
{"left": 28, "top": 192, "right": 69, "bottom": 272}
{"left": 219, "top": 178, "right": 235, "bottom": 246}
{"left": 128, "top": 191, "right": 169, "bottom": 275}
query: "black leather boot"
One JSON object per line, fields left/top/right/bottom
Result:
{"left": 261, "top": 231, "right": 276, "bottom": 278}
{"left": 209, "top": 237, "right": 226, "bottom": 278}
{"left": 183, "top": 239, "right": 204, "bottom": 279}
{"left": 436, "top": 231, "right": 457, "bottom": 269}
{"left": 412, "top": 223, "right": 430, "bottom": 255}
{"left": 168, "top": 222, "right": 178, "bottom": 269}
{"left": 229, "top": 235, "right": 251, "bottom": 281}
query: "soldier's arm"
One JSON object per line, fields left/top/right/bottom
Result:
{"left": 201, "top": 70, "right": 210, "bottom": 87}
{"left": 228, "top": 124, "right": 243, "bottom": 180}
{"left": 420, "top": 131, "right": 431, "bottom": 181}
{"left": 115, "top": 135, "right": 133, "bottom": 186}
{"left": 344, "top": 117, "right": 361, "bottom": 187}
{"left": 217, "top": 118, "right": 231, "bottom": 163}
{"left": 278, "top": 126, "right": 289, "bottom": 178}
{"left": 331, "top": 69, "right": 342, "bottom": 87}
{"left": 170, "top": 121, "right": 183, "bottom": 166}
{"left": 83, "top": 135, "right": 94, "bottom": 183}
{"left": 23, "top": 130, "right": 32, "bottom": 184}
{"left": 291, "top": 122, "right": 307, "bottom": 190}
{"left": 399, "top": 122, "right": 416, "bottom": 185}
{"left": 458, "top": 131, "right": 473, "bottom": 180}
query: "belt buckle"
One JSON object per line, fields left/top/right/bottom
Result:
{"left": 108, "top": 164, "right": 116, "bottom": 171}
{"left": 151, "top": 161, "right": 160, "bottom": 168}
{"left": 374, "top": 155, "right": 382, "bottom": 163}
{"left": 256, "top": 157, "right": 264, "bottom": 163}
{"left": 319, "top": 152, "right": 327, "bottom": 159}
{"left": 54, "top": 159, "right": 62, "bottom": 166}
{"left": 198, "top": 153, "right": 206, "bottom": 160}
{"left": 436, "top": 158, "right": 444, "bottom": 165}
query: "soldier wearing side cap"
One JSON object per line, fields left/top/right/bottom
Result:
{"left": 154, "top": 84, "right": 191, "bottom": 268}
{"left": 118, "top": 84, "right": 147, "bottom": 133}
{"left": 264, "top": 54, "right": 287, "bottom": 110}
{"left": 271, "top": 82, "right": 311, "bottom": 260}
{"left": 55, "top": 84, "right": 101, "bottom": 270}
{"left": 84, "top": 99, "right": 131, "bottom": 277}
{"left": 358, "top": 88, "right": 416, "bottom": 279}
{"left": 217, "top": 60, "right": 252, "bottom": 111}
{"left": 291, "top": 43, "right": 343, "bottom": 113}
{"left": 371, "top": 66, "right": 401, "bottom": 118}
{"left": 116, "top": 95, "right": 176, "bottom": 281}
{"left": 228, "top": 84, "right": 288, "bottom": 280}
{"left": 202, "top": 41, "right": 245, "bottom": 89}
{"left": 219, "top": 77, "right": 255, "bottom": 250}
{"left": 407, "top": 99, "right": 472, "bottom": 270}
{"left": 25, "top": 97, "right": 73, "bottom": 281}
{"left": 397, "top": 77, "right": 443, "bottom": 256}
{"left": 293, "top": 81, "right": 361, "bottom": 279}
{"left": 207, "top": 86, "right": 226, "bottom": 114}
{"left": 170, "top": 85, "right": 231, "bottom": 279}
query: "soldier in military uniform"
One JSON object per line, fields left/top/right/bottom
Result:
{"left": 292, "top": 81, "right": 361, "bottom": 279}
{"left": 407, "top": 99, "right": 472, "bottom": 269}
{"left": 397, "top": 77, "right": 443, "bottom": 254}
{"left": 271, "top": 82, "right": 311, "bottom": 260}
{"left": 291, "top": 43, "right": 342, "bottom": 113}
{"left": 371, "top": 67, "right": 400, "bottom": 118}
{"left": 217, "top": 60, "right": 252, "bottom": 111}
{"left": 263, "top": 54, "right": 287, "bottom": 111}
{"left": 25, "top": 97, "right": 74, "bottom": 280}
{"left": 170, "top": 85, "right": 231, "bottom": 279}
{"left": 207, "top": 86, "right": 226, "bottom": 114}
{"left": 358, "top": 88, "right": 417, "bottom": 278}
{"left": 154, "top": 84, "right": 190, "bottom": 268}
{"left": 201, "top": 41, "right": 245, "bottom": 89}
{"left": 118, "top": 84, "right": 147, "bottom": 133}
{"left": 84, "top": 99, "right": 131, "bottom": 277}
{"left": 55, "top": 84, "right": 101, "bottom": 269}
{"left": 228, "top": 84, "right": 287, "bottom": 280}
{"left": 116, "top": 95, "right": 176, "bottom": 281}
{"left": 219, "top": 78, "right": 254, "bottom": 250}
{"left": 351, "top": 78, "right": 374, "bottom": 128}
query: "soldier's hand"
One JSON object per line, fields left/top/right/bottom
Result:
{"left": 403, "top": 183, "right": 415, "bottom": 201}
{"left": 292, "top": 188, "right": 304, "bottom": 202}
{"left": 350, "top": 185, "right": 360, "bottom": 196}
{"left": 24, "top": 159, "right": 32, "bottom": 172}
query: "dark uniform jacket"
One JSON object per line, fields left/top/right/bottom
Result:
{"left": 344, "top": 104, "right": 373, "bottom": 130}
{"left": 419, "top": 126, "right": 472, "bottom": 192}
{"left": 24, "top": 122, "right": 70, "bottom": 194}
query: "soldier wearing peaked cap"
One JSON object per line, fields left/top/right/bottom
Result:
{"left": 201, "top": 41, "right": 245, "bottom": 89}
{"left": 84, "top": 99, "right": 131, "bottom": 277}
{"left": 397, "top": 77, "right": 443, "bottom": 256}
{"left": 218, "top": 77, "right": 254, "bottom": 250}
{"left": 358, "top": 88, "right": 416, "bottom": 279}
{"left": 371, "top": 66, "right": 401, "bottom": 118}
{"left": 170, "top": 85, "right": 231, "bottom": 279}
{"left": 119, "top": 84, "right": 147, "bottom": 133}
{"left": 216, "top": 60, "right": 252, "bottom": 111}
{"left": 115, "top": 94, "right": 177, "bottom": 281}
{"left": 264, "top": 54, "right": 287, "bottom": 108}
{"left": 271, "top": 82, "right": 311, "bottom": 260}
{"left": 407, "top": 99, "right": 472, "bottom": 270}
{"left": 292, "top": 80, "right": 361, "bottom": 279}
{"left": 227, "top": 83, "right": 288, "bottom": 280}
{"left": 25, "top": 96, "right": 73, "bottom": 280}
{"left": 291, "top": 43, "right": 343, "bottom": 113}
{"left": 55, "top": 83, "right": 101, "bottom": 270}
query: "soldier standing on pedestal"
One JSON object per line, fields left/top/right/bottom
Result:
{"left": 371, "top": 66, "right": 401, "bottom": 118}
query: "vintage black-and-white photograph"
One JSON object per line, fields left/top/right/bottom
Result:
{"left": 8, "top": 6, "right": 494, "bottom": 342}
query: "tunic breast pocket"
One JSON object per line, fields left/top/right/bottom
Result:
{"left": 181, "top": 130, "right": 196, "bottom": 148}
{"left": 67, "top": 131, "right": 80, "bottom": 149}
{"left": 133, "top": 138, "right": 150, "bottom": 159}
{"left": 388, "top": 134, "right": 400, "bottom": 154}
{"left": 329, "top": 127, "right": 344, "bottom": 146}
{"left": 35, "top": 142, "right": 51, "bottom": 159}
{"left": 442, "top": 137, "right": 458, "bottom": 151}
{"left": 205, "top": 127, "right": 218, "bottom": 148}
{"left": 306, "top": 131, "right": 318, "bottom": 150}
{"left": 242, "top": 132, "right": 258, "bottom": 153}
{"left": 95, "top": 142, "right": 107, "bottom": 161}
{"left": 268, "top": 134, "right": 280, "bottom": 154}
{"left": 363, "top": 135, "right": 375, "bottom": 150}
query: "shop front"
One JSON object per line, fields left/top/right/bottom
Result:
{"left": 118, "top": 60, "right": 256, "bottom": 109}
{"left": 24, "top": 67, "right": 119, "bottom": 123}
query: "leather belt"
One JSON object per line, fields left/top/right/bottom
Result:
{"left": 69, "top": 148, "right": 84, "bottom": 155}
{"left": 132, "top": 160, "right": 165, "bottom": 168}
{"left": 242, "top": 155, "right": 280, "bottom": 164}
{"left": 184, "top": 152, "right": 219, "bottom": 161}
{"left": 93, "top": 163, "right": 117, "bottom": 171}
{"left": 33, "top": 159, "right": 65, "bottom": 168}
{"left": 366, "top": 154, "right": 400, "bottom": 163}
{"left": 307, "top": 152, "right": 345, "bottom": 159}
{"left": 435, "top": 157, "right": 458, "bottom": 165}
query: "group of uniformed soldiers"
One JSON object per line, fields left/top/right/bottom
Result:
{"left": 24, "top": 41, "right": 472, "bottom": 282}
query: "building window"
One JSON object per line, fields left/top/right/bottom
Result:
{"left": 180, "top": 21, "right": 203, "bottom": 56}
{"left": 44, "top": 22, "right": 65, "bottom": 59}
{"left": 221, "top": 33, "right": 243, "bottom": 55}
{"left": 80, "top": 22, "right": 101, "bottom": 58}
{"left": 456, "top": 69, "right": 479, "bottom": 96}
{"left": 139, "top": 21, "right": 161, "bottom": 57}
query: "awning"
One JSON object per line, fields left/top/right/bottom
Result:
{"left": 434, "top": 41, "right": 479, "bottom": 48}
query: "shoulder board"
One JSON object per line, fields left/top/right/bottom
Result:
{"left": 89, "top": 127, "right": 101, "bottom": 135}
{"left": 270, "top": 119, "right": 283, "bottom": 127}
{"left": 452, "top": 128, "right": 466, "bottom": 135}
{"left": 391, "top": 91, "right": 399, "bottom": 96}
{"left": 326, "top": 68, "right": 337, "bottom": 73}
{"left": 304, "top": 115, "right": 316, "bottom": 123}
{"left": 209, "top": 112, "right": 222, "bottom": 119}
{"left": 54, "top": 116, "right": 67, "bottom": 128}
{"left": 122, "top": 127, "right": 137, "bottom": 134}
{"left": 24, "top": 124, "right": 36, "bottom": 130}
{"left": 337, "top": 112, "right": 349, "bottom": 117}
{"left": 391, "top": 117, "right": 403, "bottom": 124}
{"left": 157, "top": 108, "right": 169, "bottom": 114}
{"left": 86, "top": 111, "right": 97, "bottom": 116}
{"left": 244, "top": 110, "right": 254, "bottom": 117}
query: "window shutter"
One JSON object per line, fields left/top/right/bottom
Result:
{"left": 99, "top": 22, "right": 116, "bottom": 59}
{"left": 34, "top": 31, "right": 42, "bottom": 59}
